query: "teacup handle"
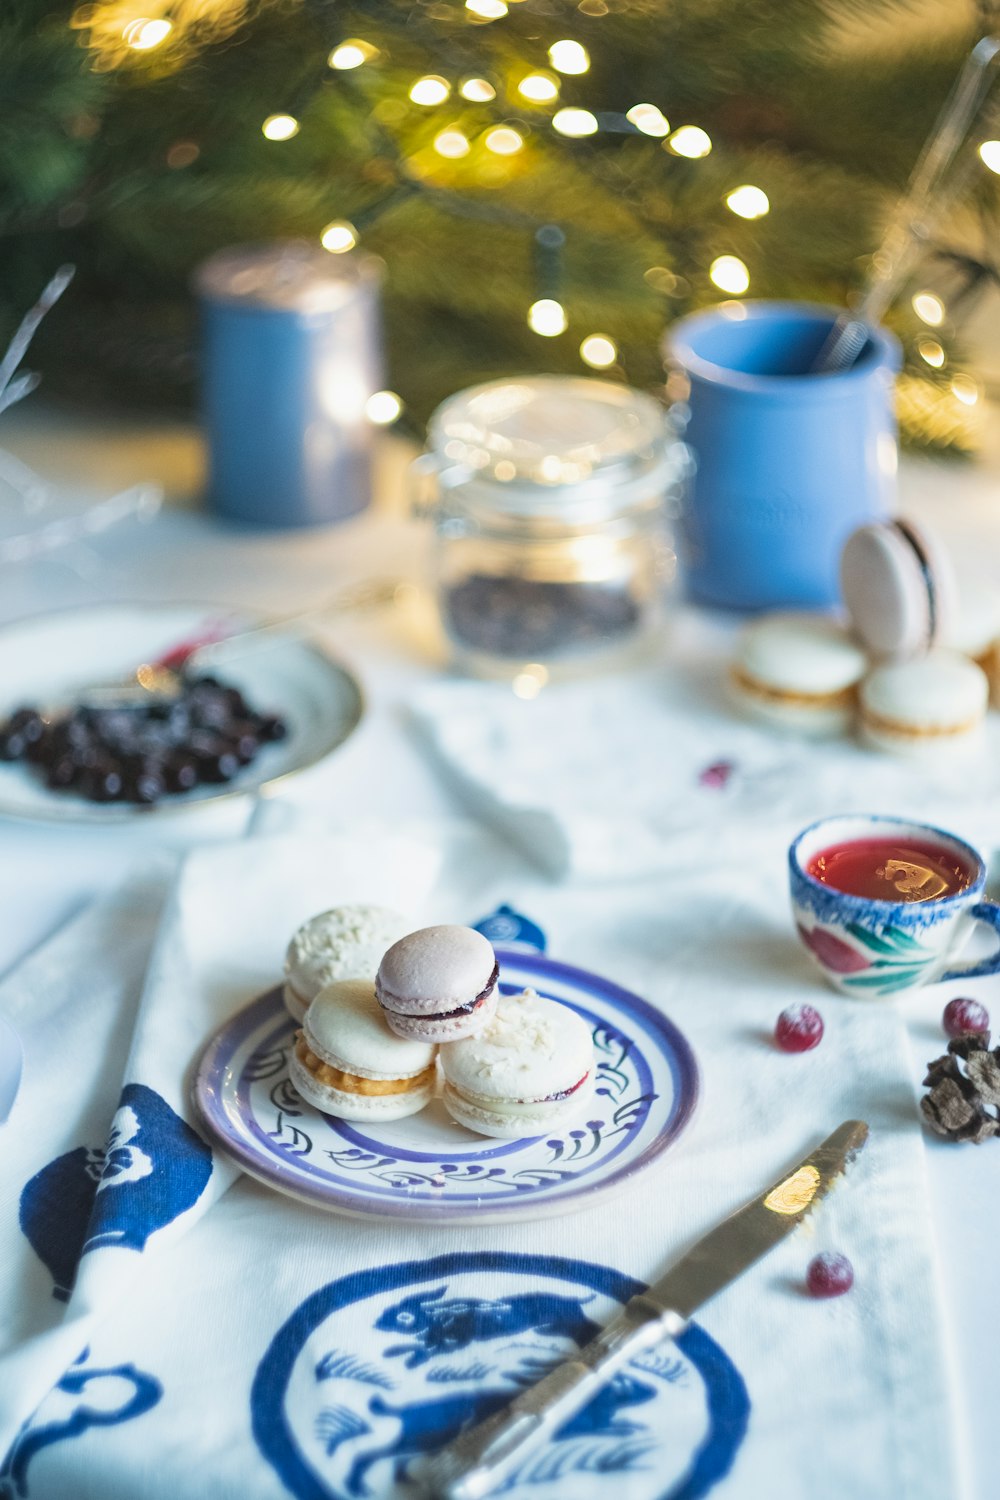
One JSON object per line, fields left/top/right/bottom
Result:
{"left": 941, "top": 901, "right": 1000, "bottom": 983}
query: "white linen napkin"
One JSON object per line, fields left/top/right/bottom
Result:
{"left": 410, "top": 609, "right": 1000, "bottom": 880}
{"left": 0, "top": 832, "right": 441, "bottom": 1468}
{"left": 1, "top": 824, "right": 965, "bottom": 1500}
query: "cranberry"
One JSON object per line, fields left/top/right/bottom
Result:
{"left": 775, "top": 1003, "right": 824, "bottom": 1053}
{"left": 806, "top": 1252, "right": 854, "bottom": 1298}
{"left": 942, "top": 997, "right": 990, "bottom": 1038}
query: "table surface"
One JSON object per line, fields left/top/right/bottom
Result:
{"left": 2, "top": 402, "right": 998, "bottom": 1495}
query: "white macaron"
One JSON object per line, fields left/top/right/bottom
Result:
{"left": 731, "top": 612, "right": 867, "bottom": 737}
{"left": 283, "top": 905, "right": 410, "bottom": 1023}
{"left": 859, "top": 650, "right": 988, "bottom": 756}
{"left": 288, "top": 978, "right": 437, "bottom": 1121}
{"left": 439, "top": 988, "right": 595, "bottom": 1139}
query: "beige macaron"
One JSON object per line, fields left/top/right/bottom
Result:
{"left": 859, "top": 650, "right": 989, "bottom": 756}
{"left": 731, "top": 612, "right": 867, "bottom": 737}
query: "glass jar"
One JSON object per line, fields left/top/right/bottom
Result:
{"left": 415, "top": 376, "right": 682, "bottom": 680}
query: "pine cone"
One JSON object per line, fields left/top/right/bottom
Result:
{"left": 922, "top": 1031, "right": 1000, "bottom": 1144}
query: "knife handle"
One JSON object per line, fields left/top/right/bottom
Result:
{"left": 416, "top": 1298, "right": 686, "bottom": 1500}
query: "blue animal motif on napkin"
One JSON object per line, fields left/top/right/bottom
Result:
{"left": 19, "top": 1084, "right": 212, "bottom": 1300}
{"left": 252, "top": 1252, "right": 749, "bottom": 1500}
{"left": 0, "top": 1348, "right": 161, "bottom": 1498}
{"left": 473, "top": 905, "right": 547, "bottom": 953}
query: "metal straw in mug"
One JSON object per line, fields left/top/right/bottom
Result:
{"left": 815, "top": 34, "right": 1000, "bottom": 374}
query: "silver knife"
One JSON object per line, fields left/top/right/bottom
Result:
{"left": 416, "top": 1119, "right": 869, "bottom": 1500}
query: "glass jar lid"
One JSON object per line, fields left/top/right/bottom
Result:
{"left": 426, "top": 375, "right": 675, "bottom": 520}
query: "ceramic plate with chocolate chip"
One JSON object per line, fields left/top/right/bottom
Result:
{"left": 193, "top": 948, "right": 699, "bottom": 1224}
{"left": 0, "top": 603, "right": 363, "bottom": 823}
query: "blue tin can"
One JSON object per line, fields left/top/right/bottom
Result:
{"left": 196, "top": 242, "right": 383, "bottom": 529}
{"left": 663, "top": 301, "right": 901, "bottom": 610}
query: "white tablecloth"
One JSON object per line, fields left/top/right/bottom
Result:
{"left": 1, "top": 408, "right": 999, "bottom": 1497}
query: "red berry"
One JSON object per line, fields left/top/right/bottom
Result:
{"left": 942, "top": 997, "right": 989, "bottom": 1038}
{"left": 806, "top": 1252, "right": 854, "bottom": 1298}
{"left": 775, "top": 1003, "right": 824, "bottom": 1053}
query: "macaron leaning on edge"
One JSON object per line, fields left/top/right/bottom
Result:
{"left": 859, "top": 650, "right": 989, "bottom": 756}
{"left": 289, "top": 978, "right": 437, "bottom": 1121}
{"left": 840, "top": 517, "right": 957, "bottom": 659}
{"left": 439, "top": 987, "right": 595, "bottom": 1139}
{"left": 731, "top": 612, "right": 867, "bottom": 736}
{"left": 283, "top": 905, "right": 410, "bottom": 1023}
{"left": 375, "top": 925, "right": 499, "bottom": 1043}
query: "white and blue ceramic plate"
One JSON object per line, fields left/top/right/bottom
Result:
{"left": 0, "top": 604, "right": 363, "bottom": 823}
{"left": 194, "top": 948, "right": 698, "bottom": 1224}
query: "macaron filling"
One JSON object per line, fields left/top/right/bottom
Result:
{"left": 731, "top": 665, "right": 856, "bottom": 709}
{"left": 376, "top": 961, "right": 499, "bottom": 1021}
{"left": 450, "top": 1069, "right": 591, "bottom": 1112}
{"left": 293, "top": 1035, "right": 435, "bottom": 1097}
{"left": 892, "top": 518, "right": 937, "bottom": 645}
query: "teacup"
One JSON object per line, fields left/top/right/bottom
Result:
{"left": 789, "top": 814, "right": 1000, "bottom": 996}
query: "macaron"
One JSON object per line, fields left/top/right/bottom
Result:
{"left": 288, "top": 978, "right": 436, "bottom": 1121}
{"left": 840, "top": 517, "right": 956, "bottom": 659}
{"left": 375, "top": 925, "right": 499, "bottom": 1043}
{"left": 731, "top": 612, "right": 867, "bottom": 736}
{"left": 945, "top": 578, "right": 1000, "bottom": 679}
{"left": 283, "top": 905, "right": 410, "bottom": 1023}
{"left": 858, "top": 650, "right": 988, "bottom": 756}
{"left": 439, "top": 988, "right": 595, "bottom": 1139}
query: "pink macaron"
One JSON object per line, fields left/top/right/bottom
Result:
{"left": 375, "top": 925, "right": 499, "bottom": 1043}
{"left": 840, "top": 517, "right": 956, "bottom": 660}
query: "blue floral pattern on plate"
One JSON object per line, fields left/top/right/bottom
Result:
{"left": 194, "top": 949, "right": 698, "bottom": 1223}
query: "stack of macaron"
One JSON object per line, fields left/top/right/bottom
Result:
{"left": 730, "top": 515, "right": 998, "bottom": 756}
{"left": 283, "top": 913, "right": 596, "bottom": 1139}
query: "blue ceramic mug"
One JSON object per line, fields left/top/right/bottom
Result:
{"left": 663, "top": 301, "right": 901, "bottom": 610}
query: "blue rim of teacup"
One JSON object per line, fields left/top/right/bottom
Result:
{"left": 789, "top": 813, "right": 985, "bottom": 925}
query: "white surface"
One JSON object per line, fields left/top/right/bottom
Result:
{"left": 1, "top": 408, "right": 999, "bottom": 1495}
{"left": 0, "top": 830, "right": 961, "bottom": 1500}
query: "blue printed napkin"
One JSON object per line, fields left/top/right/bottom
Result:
{"left": 0, "top": 824, "right": 966, "bottom": 1500}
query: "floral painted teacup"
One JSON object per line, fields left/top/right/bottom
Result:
{"left": 789, "top": 814, "right": 1000, "bottom": 996}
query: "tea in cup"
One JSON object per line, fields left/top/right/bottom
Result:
{"left": 788, "top": 814, "right": 1000, "bottom": 995}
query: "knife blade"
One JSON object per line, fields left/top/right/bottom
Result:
{"left": 417, "top": 1119, "right": 868, "bottom": 1500}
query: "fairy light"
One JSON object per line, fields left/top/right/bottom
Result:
{"left": 918, "top": 338, "right": 945, "bottom": 368}
{"left": 725, "top": 184, "right": 769, "bottom": 219}
{"left": 979, "top": 140, "right": 1000, "bottom": 173}
{"left": 262, "top": 114, "right": 299, "bottom": 141}
{"left": 548, "top": 40, "right": 590, "bottom": 74}
{"left": 709, "top": 255, "right": 750, "bottom": 295}
{"left": 669, "top": 125, "right": 712, "bottom": 158}
{"left": 329, "top": 40, "right": 377, "bottom": 70}
{"left": 484, "top": 126, "right": 523, "bottom": 154}
{"left": 951, "top": 374, "right": 979, "bottom": 405}
{"left": 912, "top": 291, "right": 945, "bottom": 326}
{"left": 125, "top": 17, "right": 172, "bottom": 49}
{"left": 552, "top": 108, "right": 598, "bottom": 137}
{"left": 320, "top": 220, "right": 357, "bottom": 253}
{"left": 580, "top": 334, "right": 617, "bottom": 368}
{"left": 434, "top": 128, "right": 470, "bottom": 158}
{"left": 512, "top": 663, "right": 548, "bottom": 698}
{"left": 460, "top": 77, "right": 496, "bottom": 101}
{"left": 528, "top": 299, "right": 567, "bottom": 336}
{"left": 466, "top": 0, "right": 507, "bottom": 15}
{"left": 409, "top": 76, "right": 450, "bottom": 106}
{"left": 366, "top": 390, "right": 403, "bottom": 424}
{"left": 626, "top": 104, "right": 669, "bottom": 138}
{"left": 519, "top": 73, "right": 559, "bottom": 102}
